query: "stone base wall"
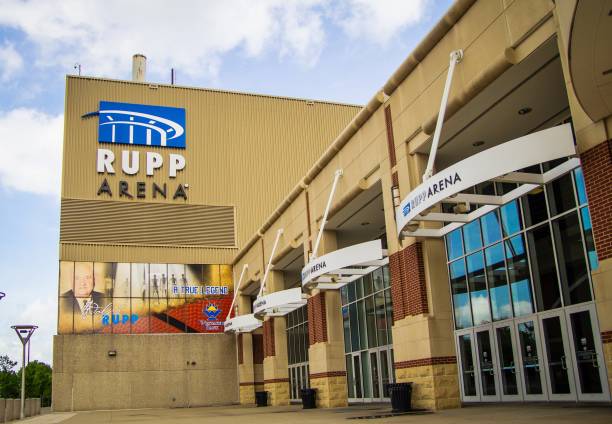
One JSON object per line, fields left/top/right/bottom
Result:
{"left": 395, "top": 363, "right": 460, "bottom": 410}
{"left": 239, "top": 385, "right": 255, "bottom": 405}
{"left": 263, "top": 381, "right": 290, "bottom": 406}
{"left": 309, "top": 375, "right": 348, "bottom": 408}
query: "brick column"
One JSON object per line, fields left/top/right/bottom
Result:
{"left": 262, "top": 270, "right": 290, "bottom": 405}
{"left": 385, "top": 154, "right": 460, "bottom": 410}
{"left": 237, "top": 294, "right": 258, "bottom": 404}
{"left": 306, "top": 231, "right": 349, "bottom": 408}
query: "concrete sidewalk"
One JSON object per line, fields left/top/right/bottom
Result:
{"left": 38, "top": 403, "right": 612, "bottom": 424}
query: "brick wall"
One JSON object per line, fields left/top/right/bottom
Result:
{"left": 307, "top": 292, "right": 328, "bottom": 345}
{"left": 580, "top": 140, "right": 612, "bottom": 261}
{"left": 390, "top": 242, "right": 428, "bottom": 322}
{"left": 263, "top": 319, "right": 275, "bottom": 358}
{"left": 253, "top": 334, "right": 264, "bottom": 364}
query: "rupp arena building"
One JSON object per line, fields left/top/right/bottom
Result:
{"left": 54, "top": 0, "right": 612, "bottom": 411}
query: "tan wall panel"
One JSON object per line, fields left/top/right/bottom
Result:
{"left": 61, "top": 76, "right": 360, "bottom": 262}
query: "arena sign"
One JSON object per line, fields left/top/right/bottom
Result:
{"left": 93, "top": 101, "right": 189, "bottom": 200}
{"left": 252, "top": 287, "right": 308, "bottom": 319}
{"left": 301, "top": 239, "right": 387, "bottom": 290}
{"left": 396, "top": 123, "right": 578, "bottom": 238}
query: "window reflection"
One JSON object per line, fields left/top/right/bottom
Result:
{"left": 485, "top": 243, "right": 511, "bottom": 321}
{"left": 522, "top": 188, "right": 548, "bottom": 228}
{"left": 450, "top": 260, "right": 472, "bottom": 329}
{"left": 463, "top": 221, "right": 483, "bottom": 254}
{"left": 501, "top": 201, "right": 522, "bottom": 237}
{"left": 504, "top": 235, "right": 534, "bottom": 316}
{"left": 447, "top": 229, "right": 464, "bottom": 260}
{"left": 481, "top": 211, "right": 502, "bottom": 246}
{"left": 467, "top": 252, "right": 490, "bottom": 325}
{"left": 553, "top": 212, "right": 591, "bottom": 305}
{"left": 546, "top": 173, "right": 577, "bottom": 216}
{"left": 580, "top": 207, "right": 598, "bottom": 271}
{"left": 574, "top": 168, "right": 588, "bottom": 205}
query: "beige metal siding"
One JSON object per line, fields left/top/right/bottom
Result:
{"left": 60, "top": 198, "right": 235, "bottom": 247}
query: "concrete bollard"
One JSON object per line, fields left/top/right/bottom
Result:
{"left": 35, "top": 398, "right": 41, "bottom": 416}
{"left": 0, "top": 398, "right": 5, "bottom": 423}
{"left": 4, "top": 398, "right": 12, "bottom": 423}
{"left": 10, "top": 399, "right": 19, "bottom": 421}
{"left": 24, "top": 399, "right": 32, "bottom": 417}
{"left": 12, "top": 399, "right": 20, "bottom": 421}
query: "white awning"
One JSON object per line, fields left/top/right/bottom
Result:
{"left": 301, "top": 239, "right": 388, "bottom": 290}
{"left": 224, "top": 313, "right": 262, "bottom": 334}
{"left": 253, "top": 287, "right": 308, "bottom": 319}
{"left": 396, "top": 124, "right": 578, "bottom": 238}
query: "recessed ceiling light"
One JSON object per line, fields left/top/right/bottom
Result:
{"left": 472, "top": 141, "right": 485, "bottom": 147}
{"left": 518, "top": 107, "right": 532, "bottom": 115}
{"left": 360, "top": 222, "right": 370, "bottom": 226}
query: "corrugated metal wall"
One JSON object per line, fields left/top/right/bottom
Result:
{"left": 61, "top": 76, "right": 360, "bottom": 264}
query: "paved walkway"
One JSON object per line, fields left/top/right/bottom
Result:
{"left": 21, "top": 403, "right": 612, "bottom": 424}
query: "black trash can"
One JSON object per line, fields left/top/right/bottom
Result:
{"left": 300, "top": 388, "right": 317, "bottom": 409}
{"left": 388, "top": 382, "right": 412, "bottom": 412}
{"left": 255, "top": 391, "right": 268, "bottom": 407}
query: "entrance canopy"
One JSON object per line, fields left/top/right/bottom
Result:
{"left": 301, "top": 239, "right": 387, "bottom": 290}
{"left": 396, "top": 124, "right": 578, "bottom": 238}
{"left": 253, "top": 287, "right": 308, "bottom": 319}
{"left": 224, "top": 313, "right": 262, "bottom": 334}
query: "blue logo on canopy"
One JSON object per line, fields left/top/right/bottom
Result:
{"left": 98, "top": 101, "right": 186, "bottom": 148}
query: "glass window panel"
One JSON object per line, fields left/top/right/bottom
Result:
{"left": 463, "top": 221, "right": 483, "bottom": 254}
{"left": 361, "top": 351, "right": 372, "bottom": 398}
{"left": 58, "top": 296, "right": 75, "bottom": 334}
{"left": 384, "top": 289, "right": 393, "bottom": 344}
{"left": 522, "top": 189, "right": 548, "bottom": 228}
{"left": 500, "top": 200, "right": 522, "bottom": 237}
{"left": 527, "top": 225, "right": 561, "bottom": 311}
{"left": 357, "top": 299, "right": 368, "bottom": 350}
{"left": 467, "top": 252, "right": 491, "bottom": 325}
{"left": 485, "top": 243, "right": 512, "bottom": 321}
{"left": 363, "top": 273, "right": 374, "bottom": 296}
{"left": 574, "top": 168, "right": 588, "bottom": 205}
{"left": 372, "top": 268, "right": 384, "bottom": 292}
{"left": 346, "top": 355, "right": 355, "bottom": 398}
{"left": 365, "top": 296, "right": 377, "bottom": 348}
{"left": 496, "top": 182, "right": 518, "bottom": 195}
{"left": 546, "top": 173, "right": 577, "bottom": 216}
{"left": 382, "top": 265, "right": 391, "bottom": 289}
{"left": 446, "top": 228, "right": 464, "bottom": 260}
{"left": 504, "top": 235, "right": 534, "bottom": 316}
{"left": 580, "top": 207, "right": 599, "bottom": 271}
{"left": 341, "top": 285, "right": 349, "bottom": 306}
{"left": 374, "top": 291, "right": 387, "bottom": 346}
{"left": 553, "top": 212, "right": 591, "bottom": 305}
{"left": 476, "top": 181, "right": 495, "bottom": 195}
{"left": 343, "top": 305, "right": 351, "bottom": 353}
{"left": 481, "top": 211, "right": 502, "bottom": 246}
{"left": 59, "top": 261, "right": 74, "bottom": 297}
{"left": 449, "top": 259, "right": 472, "bottom": 329}
{"left": 356, "top": 277, "right": 364, "bottom": 299}
{"left": 348, "top": 282, "right": 356, "bottom": 303}
{"left": 349, "top": 302, "right": 360, "bottom": 352}
{"left": 94, "top": 262, "right": 115, "bottom": 298}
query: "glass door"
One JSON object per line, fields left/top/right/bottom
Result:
{"left": 514, "top": 317, "right": 547, "bottom": 400}
{"left": 379, "top": 347, "right": 393, "bottom": 399}
{"left": 456, "top": 330, "right": 480, "bottom": 402}
{"left": 350, "top": 353, "right": 363, "bottom": 401}
{"left": 493, "top": 321, "right": 522, "bottom": 401}
{"left": 474, "top": 326, "right": 500, "bottom": 401}
{"left": 539, "top": 310, "right": 576, "bottom": 401}
{"left": 565, "top": 304, "right": 611, "bottom": 402}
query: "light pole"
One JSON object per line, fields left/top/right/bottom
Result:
{"left": 11, "top": 325, "right": 37, "bottom": 419}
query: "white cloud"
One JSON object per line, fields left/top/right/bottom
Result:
{"left": 0, "top": 41, "right": 23, "bottom": 81}
{"left": 0, "top": 108, "right": 63, "bottom": 196}
{"left": 0, "top": 0, "right": 329, "bottom": 79}
{"left": 0, "top": 0, "right": 430, "bottom": 81}
{"left": 332, "top": 0, "right": 430, "bottom": 46}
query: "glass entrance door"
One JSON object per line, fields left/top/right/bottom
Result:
{"left": 514, "top": 317, "right": 547, "bottom": 400}
{"left": 565, "top": 304, "right": 611, "bottom": 402}
{"left": 493, "top": 322, "right": 522, "bottom": 401}
{"left": 474, "top": 327, "right": 500, "bottom": 401}
{"left": 539, "top": 310, "right": 576, "bottom": 401}
{"left": 456, "top": 330, "right": 480, "bottom": 401}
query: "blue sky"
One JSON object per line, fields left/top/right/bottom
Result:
{"left": 0, "top": 0, "right": 452, "bottom": 365}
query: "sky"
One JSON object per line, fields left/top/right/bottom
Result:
{"left": 0, "top": 0, "right": 453, "bottom": 366}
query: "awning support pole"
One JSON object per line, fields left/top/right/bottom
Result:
{"left": 225, "top": 264, "right": 248, "bottom": 321}
{"left": 257, "top": 228, "right": 284, "bottom": 298}
{"left": 423, "top": 50, "right": 463, "bottom": 181}
{"left": 312, "top": 169, "right": 343, "bottom": 259}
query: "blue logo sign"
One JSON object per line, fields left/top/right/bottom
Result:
{"left": 98, "top": 101, "right": 186, "bottom": 148}
{"left": 203, "top": 304, "right": 222, "bottom": 321}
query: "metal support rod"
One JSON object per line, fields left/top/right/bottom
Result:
{"left": 20, "top": 342, "right": 25, "bottom": 419}
{"left": 225, "top": 264, "right": 248, "bottom": 321}
{"left": 257, "top": 229, "right": 284, "bottom": 298}
{"left": 423, "top": 50, "right": 463, "bottom": 181}
{"left": 312, "top": 169, "right": 343, "bottom": 259}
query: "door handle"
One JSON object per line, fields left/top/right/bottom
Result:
{"left": 592, "top": 352, "right": 599, "bottom": 368}
{"left": 561, "top": 355, "right": 567, "bottom": 370}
